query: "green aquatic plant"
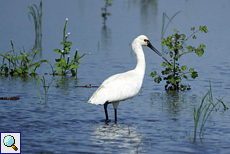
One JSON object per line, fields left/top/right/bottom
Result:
{"left": 101, "top": 0, "right": 113, "bottom": 27}
{"left": 37, "top": 77, "right": 42, "bottom": 103}
{"left": 151, "top": 26, "right": 208, "bottom": 91}
{"left": 0, "top": 40, "right": 48, "bottom": 76}
{"left": 28, "top": 0, "right": 43, "bottom": 50}
{"left": 193, "top": 82, "right": 228, "bottom": 142}
{"left": 37, "top": 75, "right": 53, "bottom": 104}
{"left": 53, "top": 18, "right": 89, "bottom": 76}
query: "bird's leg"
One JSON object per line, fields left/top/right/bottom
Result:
{"left": 114, "top": 109, "right": 117, "bottom": 123}
{"left": 104, "top": 102, "right": 110, "bottom": 123}
{"left": 112, "top": 102, "right": 119, "bottom": 123}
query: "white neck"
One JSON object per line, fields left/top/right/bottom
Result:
{"left": 132, "top": 43, "right": 146, "bottom": 76}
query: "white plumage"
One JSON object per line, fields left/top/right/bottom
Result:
{"left": 88, "top": 35, "right": 170, "bottom": 123}
{"left": 88, "top": 69, "right": 144, "bottom": 105}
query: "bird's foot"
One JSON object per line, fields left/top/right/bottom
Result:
{"left": 105, "top": 119, "right": 111, "bottom": 124}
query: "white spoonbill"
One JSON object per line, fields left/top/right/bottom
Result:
{"left": 88, "top": 35, "right": 171, "bottom": 123}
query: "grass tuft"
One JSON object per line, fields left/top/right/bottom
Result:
{"left": 193, "top": 81, "right": 228, "bottom": 141}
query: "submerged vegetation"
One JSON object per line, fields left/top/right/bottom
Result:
{"left": 151, "top": 26, "right": 208, "bottom": 91}
{"left": 53, "top": 18, "right": 89, "bottom": 76}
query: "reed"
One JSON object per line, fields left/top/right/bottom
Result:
{"left": 193, "top": 82, "right": 228, "bottom": 141}
{"left": 37, "top": 77, "right": 42, "bottom": 103}
{"left": 37, "top": 75, "right": 53, "bottom": 105}
{"left": 28, "top": 0, "right": 43, "bottom": 51}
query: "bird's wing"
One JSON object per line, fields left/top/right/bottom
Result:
{"left": 88, "top": 70, "right": 143, "bottom": 105}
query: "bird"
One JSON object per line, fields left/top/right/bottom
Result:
{"left": 88, "top": 35, "right": 171, "bottom": 123}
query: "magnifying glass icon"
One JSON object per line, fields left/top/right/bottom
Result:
{"left": 3, "top": 135, "right": 18, "bottom": 151}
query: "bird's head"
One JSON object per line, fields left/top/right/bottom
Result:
{"left": 134, "top": 35, "right": 149, "bottom": 46}
{"left": 134, "top": 35, "right": 171, "bottom": 65}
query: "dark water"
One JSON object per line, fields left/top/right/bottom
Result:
{"left": 0, "top": 0, "right": 230, "bottom": 153}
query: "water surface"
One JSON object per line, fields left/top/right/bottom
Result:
{"left": 0, "top": 0, "right": 230, "bottom": 153}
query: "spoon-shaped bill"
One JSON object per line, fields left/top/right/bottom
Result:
{"left": 147, "top": 41, "right": 171, "bottom": 65}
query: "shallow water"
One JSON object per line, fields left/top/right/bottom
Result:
{"left": 0, "top": 0, "right": 230, "bottom": 153}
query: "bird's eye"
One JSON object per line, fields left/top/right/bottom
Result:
{"left": 144, "top": 39, "right": 148, "bottom": 42}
